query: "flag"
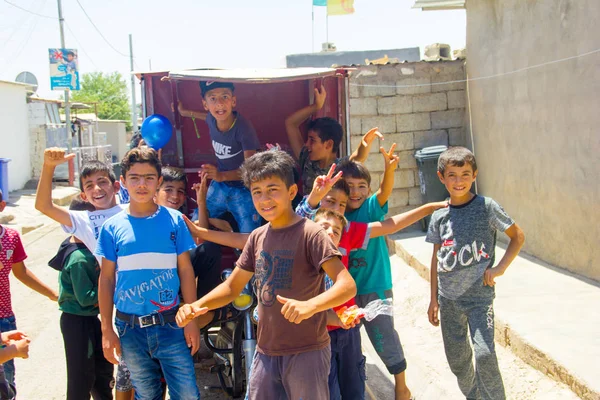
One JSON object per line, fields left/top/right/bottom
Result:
{"left": 313, "top": 0, "right": 327, "bottom": 5}
{"left": 327, "top": 0, "right": 355, "bottom": 15}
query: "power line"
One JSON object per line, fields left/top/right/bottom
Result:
{"left": 74, "top": 0, "right": 129, "bottom": 57}
{"left": 3, "top": 0, "right": 55, "bottom": 19}
{"left": 350, "top": 47, "right": 600, "bottom": 89}
{"left": 65, "top": 22, "right": 99, "bottom": 70}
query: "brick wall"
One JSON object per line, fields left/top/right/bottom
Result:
{"left": 348, "top": 60, "right": 467, "bottom": 216}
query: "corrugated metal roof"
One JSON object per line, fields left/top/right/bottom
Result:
{"left": 168, "top": 68, "right": 339, "bottom": 83}
{"left": 413, "top": 0, "right": 465, "bottom": 10}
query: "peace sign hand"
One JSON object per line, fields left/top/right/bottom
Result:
{"left": 307, "top": 163, "right": 343, "bottom": 207}
{"left": 380, "top": 143, "right": 399, "bottom": 171}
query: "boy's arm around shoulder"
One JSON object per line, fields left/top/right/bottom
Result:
{"left": 35, "top": 148, "right": 76, "bottom": 227}
{"left": 369, "top": 201, "right": 448, "bottom": 238}
{"left": 177, "top": 232, "right": 256, "bottom": 327}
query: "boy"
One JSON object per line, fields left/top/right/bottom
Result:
{"left": 48, "top": 197, "right": 114, "bottom": 400}
{"left": 176, "top": 150, "right": 356, "bottom": 400}
{"left": 426, "top": 147, "right": 525, "bottom": 400}
{"left": 285, "top": 85, "right": 382, "bottom": 195}
{"left": 335, "top": 147, "right": 414, "bottom": 400}
{"left": 96, "top": 147, "right": 200, "bottom": 399}
{"left": 35, "top": 148, "right": 126, "bottom": 261}
{"left": 177, "top": 81, "right": 261, "bottom": 233}
{"left": 0, "top": 189, "right": 58, "bottom": 389}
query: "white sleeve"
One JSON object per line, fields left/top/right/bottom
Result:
{"left": 61, "top": 210, "right": 88, "bottom": 235}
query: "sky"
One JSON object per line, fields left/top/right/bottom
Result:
{"left": 0, "top": 0, "right": 466, "bottom": 101}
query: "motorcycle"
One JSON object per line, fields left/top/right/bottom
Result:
{"left": 201, "top": 269, "right": 257, "bottom": 398}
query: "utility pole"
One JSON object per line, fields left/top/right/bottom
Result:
{"left": 57, "top": 0, "right": 71, "bottom": 152}
{"left": 129, "top": 34, "right": 138, "bottom": 133}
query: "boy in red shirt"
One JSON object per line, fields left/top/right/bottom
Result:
{"left": 0, "top": 189, "right": 58, "bottom": 389}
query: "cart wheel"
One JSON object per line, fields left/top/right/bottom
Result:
{"left": 217, "top": 321, "right": 244, "bottom": 398}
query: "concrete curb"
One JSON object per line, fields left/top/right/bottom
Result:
{"left": 393, "top": 239, "right": 600, "bottom": 400}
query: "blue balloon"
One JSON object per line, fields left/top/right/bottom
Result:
{"left": 141, "top": 114, "right": 173, "bottom": 150}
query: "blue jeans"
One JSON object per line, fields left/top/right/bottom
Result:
{"left": 329, "top": 327, "right": 366, "bottom": 400}
{"left": 0, "top": 316, "right": 17, "bottom": 387}
{"left": 115, "top": 318, "right": 200, "bottom": 400}
{"left": 205, "top": 181, "right": 260, "bottom": 233}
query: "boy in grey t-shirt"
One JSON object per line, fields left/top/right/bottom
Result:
{"left": 426, "top": 147, "right": 525, "bottom": 400}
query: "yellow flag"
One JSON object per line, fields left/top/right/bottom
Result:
{"left": 327, "top": 0, "right": 355, "bottom": 16}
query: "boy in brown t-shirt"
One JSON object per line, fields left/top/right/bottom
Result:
{"left": 176, "top": 150, "right": 356, "bottom": 400}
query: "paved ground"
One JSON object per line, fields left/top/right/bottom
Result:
{"left": 0, "top": 193, "right": 585, "bottom": 399}
{"left": 361, "top": 255, "right": 580, "bottom": 400}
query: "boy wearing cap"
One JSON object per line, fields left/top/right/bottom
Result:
{"left": 178, "top": 82, "right": 261, "bottom": 233}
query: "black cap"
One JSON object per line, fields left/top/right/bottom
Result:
{"left": 200, "top": 81, "right": 235, "bottom": 97}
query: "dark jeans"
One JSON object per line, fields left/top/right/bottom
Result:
{"left": 190, "top": 241, "right": 222, "bottom": 299}
{"left": 0, "top": 316, "right": 16, "bottom": 388}
{"left": 60, "top": 312, "right": 115, "bottom": 400}
{"left": 329, "top": 327, "right": 366, "bottom": 400}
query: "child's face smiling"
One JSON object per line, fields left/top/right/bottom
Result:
{"left": 305, "top": 130, "right": 332, "bottom": 162}
{"left": 122, "top": 163, "right": 162, "bottom": 204}
{"left": 155, "top": 180, "right": 186, "bottom": 210}
{"left": 250, "top": 176, "right": 296, "bottom": 225}
{"left": 202, "top": 88, "right": 236, "bottom": 123}
{"left": 438, "top": 164, "right": 477, "bottom": 202}
{"left": 315, "top": 216, "right": 343, "bottom": 247}
{"left": 80, "top": 172, "right": 119, "bottom": 210}
{"left": 319, "top": 189, "right": 348, "bottom": 215}
{"left": 344, "top": 177, "right": 370, "bottom": 212}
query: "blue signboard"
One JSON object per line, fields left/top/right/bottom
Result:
{"left": 48, "top": 48, "right": 80, "bottom": 91}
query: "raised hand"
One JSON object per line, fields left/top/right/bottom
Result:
{"left": 361, "top": 127, "right": 384, "bottom": 147}
{"left": 43, "top": 147, "right": 76, "bottom": 168}
{"left": 380, "top": 143, "right": 399, "bottom": 171}
{"left": 312, "top": 163, "right": 343, "bottom": 198}
{"left": 314, "top": 86, "right": 327, "bottom": 110}
{"left": 193, "top": 171, "right": 209, "bottom": 204}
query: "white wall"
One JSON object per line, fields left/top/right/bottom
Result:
{"left": 0, "top": 82, "right": 31, "bottom": 193}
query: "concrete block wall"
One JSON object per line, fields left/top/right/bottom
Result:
{"left": 28, "top": 103, "right": 47, "bottom": 180}
{"left": 348, "top": 61, "right": 467, "bottom": 216}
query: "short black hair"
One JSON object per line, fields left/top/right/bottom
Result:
{"left": 121, "top": 147, "right": 162, "bottom": 177}
{"left": 330, "top": 179, "right": 350, "bottom": 197}
{"left": 130, "top": 132, "right": 143, "bottom": 149}
{"left": 241, "top": 150, "right": 296, "bottom": 189}
{"left": 69, "top": 196, "right": 95, "bottom": 212}
{"left": 161, "top": 166, "right": 187, "bottom": 186}
{"left": 79, "top": 161, "right": 116, "bottom": 191}
{"left": 307, "top": 117, "right": 344, "bottom": 153}
{"left": 437, "top": 146, "right": 478, "bottom": 176}
{"left": 335, "top": 159, "right": 371, "bottom": 186}
{"left": 66, "top": 51, "right": 75, "bottom": 57}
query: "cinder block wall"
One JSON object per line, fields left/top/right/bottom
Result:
{"left": 348, "top": 61, "right": 467, "bottom": 217}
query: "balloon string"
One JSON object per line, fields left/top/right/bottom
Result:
{"left": 191, "top": 117, "right": 200, "bottom": 139}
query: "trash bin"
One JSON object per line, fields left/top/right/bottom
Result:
{"left": 0, "top": 158, "right": 11, "bottom": 203}
{"left": 415, "top": 146, "right": 448, "bottom": 231}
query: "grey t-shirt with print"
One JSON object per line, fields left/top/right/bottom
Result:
{"left": 426, "top": 195, "right": 514, "bottom": 301}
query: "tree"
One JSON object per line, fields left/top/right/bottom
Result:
{"left": 69, "top": 72, "right": 131, "bottom": 129}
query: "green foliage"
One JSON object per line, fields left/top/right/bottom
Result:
{"left": 70, "top": 72, "right": 131, "bottom": 130}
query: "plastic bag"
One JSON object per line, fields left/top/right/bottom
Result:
{"left": 336, "top": 298, "right": 394, "bottom": 325}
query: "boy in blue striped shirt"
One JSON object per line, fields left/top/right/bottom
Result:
{"left": 96, "top": 147, "right": 200, "bottom": 399}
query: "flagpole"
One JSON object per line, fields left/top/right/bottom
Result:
{"left": 326, "top": 11, "right": 329, "bottom": 44}
{"left": 312, "top": 5, "right": 315, "bottom": 52}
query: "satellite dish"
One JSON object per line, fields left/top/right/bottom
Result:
{"left": 15, "top": 71, "right": 38, "bottom": 95}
